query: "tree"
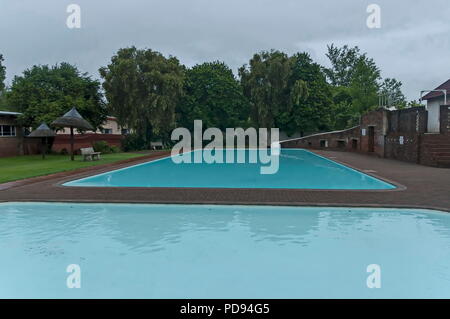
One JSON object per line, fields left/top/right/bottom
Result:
{"left": 239, "top": 50, "right": 295, "bottom": 129}
{"left": 100, "top": 47, "right": 185, "bottom": 144}
{"left": 348, "top": 57, "right": 381, "bottom": 114}
{"left": 329, "top": 86, "right": 358, "bottom": 130}
{"left": 0, "top": 54, "right": 5, "bottom": 92}
{"left": 7, "top": 63, "right": 106, "bottom": 129}
{"left": 324, "top": 44, "right": 361, "bottom": 86}
{"left": 177, "top": 61, "right": 248, "bottom": 131}
{"left": 325, "top": 44, "right": 381, "bottom": 115}
{"left": 276, "top": 53, "right": 332, "bottom": 136}
{"left": 379, "top": 78, "right": 406, "bottom": 109}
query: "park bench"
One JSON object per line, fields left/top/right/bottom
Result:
{"left": 80, "top": 147, "right": 101, "bottom": 161}
{"left": 150, "top": 141, "right": 164, "bottom": 150}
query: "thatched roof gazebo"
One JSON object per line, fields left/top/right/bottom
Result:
{"left": 28, "top": 123, "right": 56, "bottom": 159}
{"left": 51, "top": 108, "right": 94, "bottom": 161}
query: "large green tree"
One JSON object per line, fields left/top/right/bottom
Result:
{"left": 325, "top": 44, "right": 381, "bottom": 116}
{"left": 100, "top": 47, "right": 185, "bottom": 143}
{"left": 329, "top": 86, "right": 358, "bottom": 130}
{"left": 324, "top": 44, "right": 362, "bottom": 86}
{"left": 348, "top": 57, "right": 381, "bottom": 114}
{"left": 177, "top": 61, "right": 248, "bottom": 131}
{"left": 276, "top": 53, "right": 332, "bottom": 136}
{"left": 239, "top": 50, "right": 298, "bottom": 129}
{"left": 7, "top": 63, "right": 106, "bottom": 129}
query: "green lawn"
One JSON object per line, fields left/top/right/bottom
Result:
{"left": 0, "top": 153, "right": 146, "bottom": 184}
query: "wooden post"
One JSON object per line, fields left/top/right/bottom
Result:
{"left": 41, "top": 137, "right": 46, "bottom": 159}
{"left": 70, "top": 126, "right": 74, "bottom": 161}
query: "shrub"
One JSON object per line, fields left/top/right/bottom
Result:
{"left": 122, "top": 133, "right": 147, "bottom": 152}
{"left": 60, "top": 148, "right": 68, "bottom": 155}
{"left": 93, "top": 140, "right": 113, "bottom": 154}
{"left": 110, "top": 145, "right": 120, "bottom": 153}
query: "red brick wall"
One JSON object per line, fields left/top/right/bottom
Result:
{"left": 359, "top": 109, "right": 388, "bottom": 157}
{"left": 388, "top": 107, "right": 427, "bottom": 134}
{"left": 0, "top": 137, "right": 21, "bottom": 157}
{"left": 0, "top": 137, "right": 40, "bottom": 157}
{"left": 384, "top": 133, "right": 420, "bottom": 163}
{"left": 419, "top": 134, "right": 450, "bottom": 167}
{"left": 52, "top": 133, "right": 123, "bottom": 154}
{"left": 281, "top": 106, "right": 450, "bottom": 167}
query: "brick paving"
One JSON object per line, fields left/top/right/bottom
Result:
{"left": 0, "top": 150, "right": 449, "bottom": 212}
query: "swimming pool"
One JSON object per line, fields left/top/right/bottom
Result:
{"left": 1, "top": 202, "right": 449, "bottom": 299}
{"left": 63, "top": 149, "right": 395, "bottom": 189}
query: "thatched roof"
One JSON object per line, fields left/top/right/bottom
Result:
{"left": 51, "top": 107, "right": 94, "bottom": 130}
{"left": 28, "top": 123, "right": 56, "bottom": 138}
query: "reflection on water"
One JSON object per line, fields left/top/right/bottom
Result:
{"left": 0, "top": 203, "right": 449, "bottom": 298}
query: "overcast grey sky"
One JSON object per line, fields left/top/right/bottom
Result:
{"left": 1, "top": 0, "right": 449, "bottom": 100}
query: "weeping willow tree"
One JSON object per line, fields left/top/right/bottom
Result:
{"left": 239, "top": 50, "right": 292, "bottom": 129}
{"left": 100, "top": 47, "right": 185, "bottom": 145}
{"left": 238, "top": 50, "right": 310, "bottom": 138}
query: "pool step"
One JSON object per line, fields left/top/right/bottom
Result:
{"left": 422, "top": 136, "right": 450, "bottom": 168}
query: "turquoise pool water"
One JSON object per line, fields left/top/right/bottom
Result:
{"left": 0, "top": 202, "right": 449, "bottom": 299}
{"left": 64, "top": 149, "right": 395, "bottom": 189}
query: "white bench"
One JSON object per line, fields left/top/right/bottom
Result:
{"left": 80, "top": 147, "right": 101, "bottom": 161}
{"left": 150, "top": 141, "right": 164, "bottom": 150}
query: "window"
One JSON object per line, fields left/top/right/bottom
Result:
{"left": 121, "top": 129, "right": 129, "bottom": 135}
{"left": 102, "top": 128, "right": 113, "bottom": 134}
{"left": 0, "top": 125, "right": 16, "bottom": 137}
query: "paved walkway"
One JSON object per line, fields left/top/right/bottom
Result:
{"left": 0, "top": 150, "right": 449, "bottom": 211}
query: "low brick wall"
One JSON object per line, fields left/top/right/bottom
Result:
{"left": 0, "top": 137, "right": 22, "bottom": 157}
{"left": 52, "top": 133, "right": 123, "bottom": 154}
{"left": 282, "top": 126, "right": 361, "bottom": 151}
{"left": 0, "top": 137, "right": 40, "bottom": 157}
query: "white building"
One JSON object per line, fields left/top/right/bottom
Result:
{"left": 58, "top": 116, "right": 129, "bottom": 135}
{"left": 422, "top": 79, "right": 450, "bottom": 133}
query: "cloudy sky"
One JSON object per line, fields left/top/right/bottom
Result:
{"left": 1, "top": 0, "right": 449, "bottom": 100}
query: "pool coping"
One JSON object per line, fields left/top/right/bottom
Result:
{"left": 0, "top": 201, "right": 448, "bottom": 215}
{"left": 0, "top": 149, "right": 449, "bottom": 212}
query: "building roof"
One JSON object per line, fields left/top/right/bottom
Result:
{"left": 422, "top": 79, "right": 450, "bottom": 100}
{"left": 0, "top": 110, "right": 22, "bottom": 116}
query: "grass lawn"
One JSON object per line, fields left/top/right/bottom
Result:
{"left": 0, "top": 152, "right": 146, "bottom": 184}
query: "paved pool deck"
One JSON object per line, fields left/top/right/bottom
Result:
{"left": 0, "top": 150, "right": 449, "bottom": 212}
